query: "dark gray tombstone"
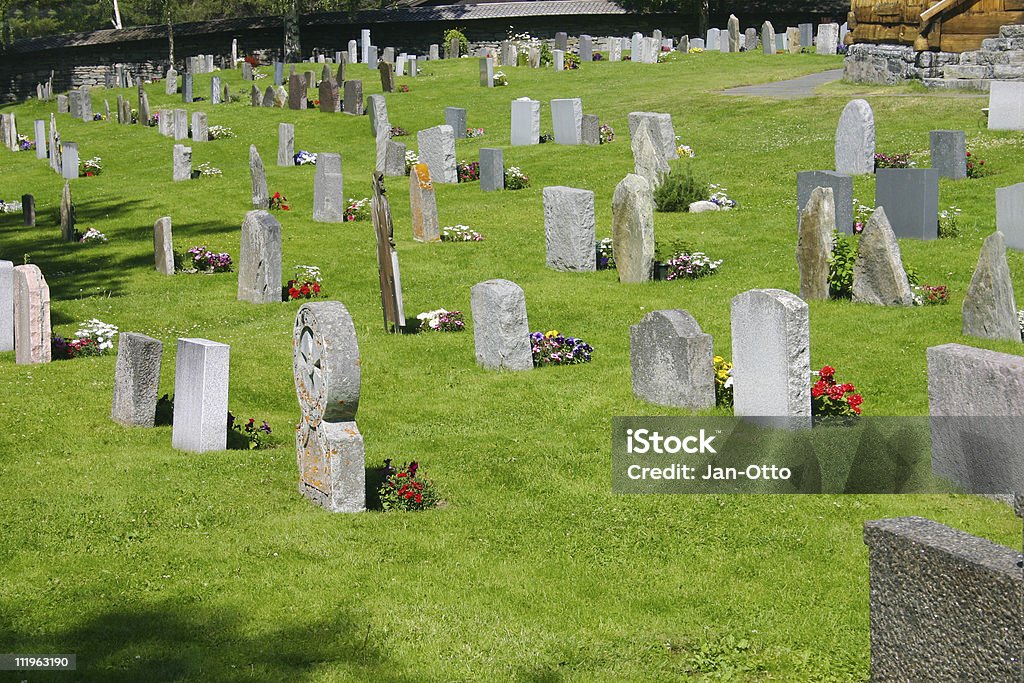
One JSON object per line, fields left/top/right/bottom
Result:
{"left": 444, "top": 107, "right": 467, "bottom": 139}
{"left": 343, "top": 80, "right": 363, "bottom": 115}
{"left": 929, "top": 130, "right": 967, "bottom": 180}
{"left": 21, "top": 194, "right": 34, "bottom": 227}
{"left": 479, "top": 148, "right": 504, "bottom": 192}
{"left": 183, "top": 74, "right": 193, "bottom": 103}
{"left": 555, "top": 32, "right": 568, "bottom": 51}
{"left": 797, "top": 170, "right": 853, "bottom": 234}
{"left": 875, "top": 168, "right": 939, "bottom": 240}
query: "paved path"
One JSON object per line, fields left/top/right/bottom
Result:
{"left": 720, "top": 69, "right": 844, "bottom": 99}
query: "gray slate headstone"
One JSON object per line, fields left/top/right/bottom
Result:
{"left": 551, "top": 98, "right": 582, "bottom": 145}
{"left": 480, "top": 57, "right": 494, "bottom": 86}
{"left": 612, "top": 174, "right": 655, "bottom": 283}
{"left": 543, "top": 187, "right": 597, "bottom": 272}
{"left": 313, "top": 152, "right": 345, "bottom": 223}
{"left": 852, "top": 207, "right": 914, "bottom": 306}
{"left": 730, "top": 288, "right": 810, "bottom": 426}
{"left": 630, "top": 310, "right": 715, "bottom": 409}
{"left": 343, "top": 80, "right": 363, "bottom": 115}
{"left": 799, "top": 23, "right": 813, "bottom": 47}
{"left": 238, "top": 210, "right": 283, "bottom": 304}
{"left": 60, "top": 181, "right": 75, "bottom": 242}
{"left": 384, "top": 140, "right": 406, "bottom": 177}
{"left": 581, "top": 114, "right": 600, "bottom": 146}
{"left": 480, "top": 148, "right": 504, "bottom": 191}
{"left": 191, "top": 112, "right": 207, "bottom": 142}
{"left": 744, "top": 28, "right": 758, "bottom": 51}
{"left": 171, "top": 338, "right": 229, "bottom": 452}
{"left": 173, "top": 108, "right": 188, "bottom": 140}
{"left": 277, "top": 123, "right": 294, "bottom": 167}
{"left": 471, "top": 279, "right": 532, "bottom": 371}
{"left": 796, "top": 186, "right": 835, "bottom": 301}
{"left": 797, "top": 170, "right": 853, "bottom": 234}
{"left": 154, "top": 216, "right": 174, "bottom": 275}
{"left": 995, "top": 182, "right": 1024, "bottom": 251}
{"left": 631, "top": 119, "right": 669, "bottom": 190}
{"left": 183, "top": 74, "right": 193, "bottom": 103}
{"left": 580, "top": 35, "right": 593, "bottom": 62}
{"left": 445, "top": 107, "right": 467, "bottom": 139}
{"left": 874, "top": 168, "right": 938, "bottom": 240}
{"left": 988, "top": 81, "right": 1024, "bottom": 131}
{"left": 962, "top": 231, "right": 1019, "bottom": 341}
{"left": 762, "top": 21, "right": 776, "bottom": 54}
{"left": 417, "top": 125, "right": 457, "bottom": 183}
{"left": 555, "top": 32, "right": 568, "bottom": 51}
{"left": 61, "top": 141, "right": 78, "bottom": 180}
{"left": 930, "top": 130, "right": 967, "bottom": 180}
{"left": 368, "top": 94, "right": 389, "bottom": 136}
{"left": 511, "top": 98, "right": 540, "bottom": 146}
{"left": 33, "top": 119, "right": 46, "bottom": 160}
{"left": 172, "top": 144, "right": 191, "bottom": 182}
{"left": 211, "top": 76, "right": 222, "bottom": 104}
{"left": 835, "top": 99, "right": 875, "bottom": 174}
{"left": 111, "top": 332, "right": 164, "bottom": 427}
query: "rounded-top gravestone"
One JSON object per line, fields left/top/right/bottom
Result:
{"left": 293, "top": 301, "right": 361, "bottom": 425}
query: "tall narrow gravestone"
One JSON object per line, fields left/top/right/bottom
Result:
{"left": 479, "top": 148, "right": 504, "bottom": 191}
{"left": 288, "top": 73, "right": 306, "bottom": 110}
{"left": 987, "top": 80, "right": 1024, "bottom": 131}
{"left": 929, "top": 130, "right": 966, "bottom": 180}
{"left": 238, "top": 210, "right": 283, "bottom": 304}
{"left": 171, "top": 338, "right": 229, "bottom": 452}
{"left": 250, "top": 145, "right": 268, "bottom": 209}
{"left": 13, "top": 264, "right": 51, "bottom": 365}
{"left": 417, "top": 125, "right": 457, "bottom": 183}
{"left": 33, "top": 120, "right": 45, "bottom": 160}
{"left": 278, "top": 123, "right": 294, "bottom": 167}
{"left": 172, "top": 144, "right": 192, "bottom": 182}
{"left": 294, "top": 302, "right": 366, "bottom": 512}
{"left": 480, "top": 57, "right": 494, "bottom": 86}
{"left": 551, "top": 98, "right": 582, "bottom": 145}
{"left": 61, "top": 142, "right": 79, "bottom": 180}
{"left": 0, "top": 260, "right": 13, "bottom": 352}
{"left": 796, "top": 187, "right": 835, "bottom": 301}
{"left": 511, "top": 98, "right": 540, "bottom": 146}
{"left": 409, "top": 164, "right": 440, "bottom": 242}
{"left": 995, "top": 182, "right": 1024, "bottom": 250}
{"left": 471, "top": 279, "right": 532, "bottom": 371}
{"left": 445, "top": 107, "right": 467, "bottom": 139}
{"left": 313, "top": 153, "right": 345, "bottom": 223}
{"left": 630, "top": 310, "right": 715, "bottom": 410}
{"left": 631, "top": 120, "right": 669, "bottom": 190}
{"left": 60, "top": 181, "right": 75, "bottom": 242}
{"left": 211, "top": 76, "right": 222, "bottom": 104}
{"left": 962, "top": 231, "right": 1019, "bottom": 341}
{"left": 367, "top": 94, "right": 389, "bottom": 137}
{"left": 173, "top": 108, "right": 188, "bottom": 140}
{"left": 612, "top": 174, "right": 655, "bottom": 283}
{"left": 154, "top": 216, "right": 174, "bottom": 275}
{"left": 371, "top": 173, "right": 406, "bottom": 333}
{"left": 343, "top": 80, "right": 363, "bottom": 115}
{"left": 762, "top": 21, "right": 776, "bottom": 54}
{"left": 543, "top": 187, "right": 597, "bottom": 272}
{"left": 852, "top": 207, "right": 915, "bottom": 306}
{"left": 191, "top": 112, "right": 207, "bottom": 142}
{"left": 835, "top": 99, "right": 875, "bottom": 175}
{"left": 111, "top": 333, "right": 164, "bottom": 427}
{"left": 730, "top": 288, "right": 810, "bottom": 427}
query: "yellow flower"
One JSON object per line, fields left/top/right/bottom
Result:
{"left": 545, "top": 330, "right": 559, "bottom": 338}
{"left": 713, "top": 355, "right": 723, "bottom": 364}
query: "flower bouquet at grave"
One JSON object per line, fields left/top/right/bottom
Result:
{"left": 853, "top": 199, "right": 873, "bottom": 234}
{"left": 457, "top": 160, "right": 480, "bottom": 183}
{"left": 16, "top": 134, "right": 34, "bottom": 152}
{"left": 92, "top": 113, "right": 105, "bottom": 122}
{"left": 196, "top": 162, "right": 223, "bottom": 178}
{"left": 596, "top": 237, "right": 615, "bottom": 270}
{"left": 287, "top": 265, "right": 323, "bottom": 300}
{"left": 404, "top": 150, "right": 419, "bottom": 175}
{"left": 663, "top": 250, "right": 722, "bottom": 281}
{"left": 78, "top": 227, "right": 108, "bottom": 243}
{"left": 208, "top": 125, "right": 235, "bottom": 140}
{"left": 147, "top": 114, "right": 158, "bottom": 127}
{"left": 441, "top": 225, "right": 484, "bottom": 241}
{"left": 306, "top": 98, "right": 320, "bottom": 108}
{"left": 79, "top": 157, "right": 103, "bottom": 177}
{"left": 344, "top": 197, "right": 371, "bottom": 222}
{"left": 417, "top": 309, "right": 465, "bottom": 332}
{"left": 465, "top": 127, "right": 485, "bottom": 138}
{"left": 530, "top": 330, "right": 594, "bottom": 366}
{"left": 293, "top": 150, "right": 317, "bottom": 166}
{"left": 938, "top": 205, "right": 962, "bottom": 238}
{"left": 228, "top": 413, "right": 273, "bottom": 450}
{"left": 504, "top": 166, "right": 530, "bottom": 190}
{"left": 873, "top": 152, "right": 915, "bottom": 169}
{"left": 599, "top": 125, "right": 615, "bottom": 145}
{"left": 966, "top": 151, "right": 989, "bottom": 178}
{"left": 811, "top": 365, "right": 863, "bottom": 417}
{"left": 378, "top": 460, "right": 440, "bottom": 511}
{"left": 538, "top": 133, "right": 554, "bottom": 144}
{"left": 389, "top": 125, "right": 409, "bottom": 137}
{"left": 0, "top": 199, "right": 21, "bottom": 213}
{"left": 269, "top": 192, "right": 290, "bottom": 211}
{"left": 913, "top": 284, "right": 949, "bottom": 306}
{"left": 708, "top": 184, "right": 737, "bottom": 209}
{"left": 674, "top": 136, "right": 694, "bottom": 157}
{"left": 593, "top": 52, "right": 605, "bottom": 61}
{"left": 183, "top": 246, "right": 232, "bottom": 273}
{"left": 564, "top": 53, "right": 581, "bottom": 70}
{"left": 688, "top": 47, "right": 704, "bottom": 54}
{"left": 492, "top": 71, "right": 510, "bottom": 87}
{"left": 52, "top": 319, "right": 118, "bottom": 360}
{"left": 714, "top": 356, "right": 733, "bottom": 408}
{"left": 397, "top": 84, "right": 410, "bottom": 93}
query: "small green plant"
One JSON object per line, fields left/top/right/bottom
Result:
{"left": 378, "top": 460, "right": 440, "bottom": 511}
{"left": 653, "top": 163, "right": 708, "bottom": 213}
{"left": 443, "top": 28, "right": 469, "bottom": 56}
{"left": 540, "top": 43, "right": 553, "bottom": 66}
{"left": 828, "top": 231, "right": 856, "bottom": 299}
{"left": 938, "top": 205, "right": 962, "bottom": 238}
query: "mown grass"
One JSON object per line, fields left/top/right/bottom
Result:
{"left": 0, "top": 49, "right": 1020, "bottom": 681}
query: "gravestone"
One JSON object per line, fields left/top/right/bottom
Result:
{"left": 409, "top": 164, "right": 441, "bottom": 242}
{"left": 211, "top": 76, "right": 222, "bottom": 104}
{"left": 173, "top": 108, "right": 188, "bottom": 140}
{"left": 706, "top": 28, "right": 720, "bottom": 51}
{"left": 191, "top": 112, "right": 206, "bottom": 141}
{"left": 60, "top": 181, "right": 75, "bottom": 242}
{"left": 313, "top": 153, "right": 345, "bottom": 223}
{"left": 238, "top": 210, "right": 283, "bottom": 304}
{"left": 776, "top": 34, "right": 786, "bottom": 52}
{"left": 852, "top": 207, "right": 914, "bottom": 306}
{"left": 609, "top": 38, "right": 622, "bottom": 61}
{"left": 0, "top": 260, "right": 12, "bottom": 352}
{"left": 33, "top": 119, "right": 45, "bottom": 159}
{"left": 797, "top": 171, "right": 853, "bottom": 234}
{"left": 471, "top": 279, "right": 532, "bottom": 371}
{"left": 429, "top": 44, "right": 439, "bottom": 60}
{"left": 817, "top": 23, "right": 840, "bottom": 55}
{"left": 787, "top": 27, "right": 801, "bottom": 53}
{"left": 730, "top": 289, "right": 810, "bottom": 425}
{"left": 743, "top": 28, "right": 758, "bottom": 51}
{"left": 580, "top": 35, "right": 593, "bottom": 61}
{"left": 630, "top": 310, "right": 715, "bottom": 409}
{"left": 553, "top": 50, "right": 565, "bottom": 71}
{"left": 79, "top": 88, "right": 92, "bottom": 122}
{"left": 446, "top": 36, "right": 459, "bottom": 59}
{"left": 929, "top": 130, "right": 967, "bottom": 180}
{"left": 103, "top": 99, "right": 110, "bottom": 122}
{"left": 874, "top": 168, "right": 938, "bottom": 239}
{"left": 274, "top": 61, "right": 283, "bottom": 85}
{"left": 555, "top": 32, "right": 568, "bottom": 51}
{"left": 551, "top": 98, "right": 582, "bottom": 145}
{"left": 996, "top": 182, "right": 1024, "bottom": 250}
{"left": 408, "top": 56, "right": 417, "bottom": 77}
{"left": 273, "top": 86, "right": 287, "bottom": 108}
{"left": 762, "top": 22, "right": 776, "bottom": 54}
{"left": 928, "top": 343, "right": 1024, "bottom": 495}
{"left": 378, "top": 61, "right": 394, "bottom": 93}
{"left": 288, "top": 73, "right": 306, "bottom": 110}
{"left": 631, "top": 119, "right": 669, "bottom": 190}
{"left": 543, "top": 187, "right": 597, "bottom": 272}
{"left": 157, "top": 109, "right": 172, "bottom": 136}
{"left": 511, "top": 98, "right": 540, "bottom": 146}
{"left": 12, "top": 264, "right": 51, "bottom": 365}
{"left": 348, "top": 39, "right": 359, "bottom": 63}
{"left": 343, "top": 80, "right": 363, "bottom": 115}
{"left": 718, "top": 31, "right": 730, "bottom": 55}
{"left": 627, "top": 112, "right": 678, "bottom": 161}
{"left": 678, "top": 35, "right": 690, "bottom": 52}
{"left": 57, "top": 94, "right": 68, "bottom": 113}
{"left": 21, "top": 195, "right": 34, "bottom": 227}
{"left": 479, "top": 148, "right": 504, "bottom": 192}
{"left": 796, "top": 186, "right": 835, "bottom": 300}
{"left": 383, "top": 47, "right": 395, "bottom": 63}
{"left": 835, "top": 99, "right": 875, "bottom": 174}
{"left": 988, "top": 81, "right": 1024, "bottom": 130}
{"left": 800, "top": 23, "right": 813, "bottom": 47}
{"left": 139, "top": 92, "right": 151, "bottom": 125}
{"left": 417, "top": 125, "right": 457, "bottom": 183}
{"left": 183, "top": 73, "right": 193, "bottom": 103}
{"left": 396, "top": 55, "right": 406, "bottom": 76}
{"left": 154, "top": 216, "right": 174, "bottom": 275}
{"left": 612, "top": 174, "right": 655, "bottom": 283}
{"left": 728, "top": 15, "right": 741, "bottom": 51}
{"left": 445, "top": 107, "right": 467, "bottom": 139}
{"left": 251, "top": 84, "right": 261, "bottom": 106}
{"left": 172, "top": 144, "right": 191, "bottom": 182}
{"left": 319, "top": 78, "right": 340, "bottom": 113}
{"left": 962, "top": 231, "right": 1019, "bottom": 341}
{"left": 384, "top": 140, "right": 406, "bottom": 177}
{"left": 336, "top": 58, "right": 345, "bottom": 84}
{"left": 480, "top": 57, "right": 494, "bottom": 86}
{"left": 171, "top": 338, "right": 229, "bottom": 452}
{"left": 262, "top": 86, "right": 275, "bottom": 108}
{"left": 278, "top": 123, "right": 295, "bottom": 166}
{"left": 250, "top": 145, "right": 268, "bottom": 209}
{"left": 111, "top": 333, "right": 164, "bottom": 427}
{"left": 60, "top": 142, "right": 78, "bottom": 180}
{"left": 367, "top": 94, "right": 389, "bottom": 136}
{"left": 366, "top": 45, "right": 377, "bottom": 67}
{"left": 581, "top": 114, "right": 600, "bottom": 146}
{"left": 294, "top": 301, "right": 366, "bottom": 512}
{"left": 370, "top": 173, "right": 406, "bottom": 333}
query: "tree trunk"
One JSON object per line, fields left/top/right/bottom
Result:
{"left": 166, "top": 5, "right": 175, "bottom": 65}
{"left": 698, "top": 0, "right": 709, "bottom": 39}
{"left": 112, "top": 0, "right": 123, "bottom": 29}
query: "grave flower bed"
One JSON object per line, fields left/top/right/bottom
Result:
{"left": 530, "top": 330, "right": 593, "bottom": 366}
{"left": 389, "top": 125, "right": 409, "bottom": 137}
{"left": 17, "top": 135, "right": 34, "bottom": 152}
{"left": 564, "top": 54, "right": 581, "bottom": 69}
{"left": 345, "top": 197, "right": 371, "bottom": 222}
{"left": 378, "top": 460, "right": 440, "bottom": 511}
{"left": 599, "top": 125, "right": 615, "bottom": 144}
{"left": 493, "top": 71, "right": 509, "bottom": 86}
{"left": 397, "top": 84, "right": 410, "bottom": 93}
{"left": 417, "top": 309, "right": 465, "bottom": 332}
{"left": 183, "top": 246, "right": 232, "bottom": 273}
{"left": 504, "top": 166, "right": 530, "bottom": 190}
{"left": 208, "top": 125, "right": 235, "bottom": 140}
{"left": 0, "top": 199, "right": 21, "bottom": 214}
{"left": 78, "top": 227, "right": 107, "bottom": 243}
{"left": 457, "top": 161, "right": 480, "bottom": 183}
{"left": 596, "top": 237, "right": 614, "bottom": 269}
{"left": 873, "top": 152, "right": 915, "bottom": 169}
{"left": 714, "top": 356, "right": 733, "bottom": 407}
{"left": 938, "top": 205, "right": 962, "bottom": 238}
{"left": 269, "top": 192, "right": 290, "bottom": 211}
{"left": 811, "top": 365, "right": 863, "bottom": 417}
{"left": 293, "top": 150, "right": 317, "bottom": 166}
{"left": 661, "top": 250, "right": 722, "bottom": 281}
{"left": 966, "top": 150, "right": 988, "bottom": 178}
{"left": 79, "top": 156, "right": 103, "bottom": 177}
{"left": 286, "top": 265, "right": 323, "bottom": 300}
{"left": 51, "top": 319, "right": 118, "bottom": 360}
{"left": 465, "top": 127, "right": 485, "bottom": 138}
{"left": 404, "top": 150, "right": 419, "bottom": 174}
{"left": 708, "top": 184, "right": 737, "bottom": 209}
{"left": 228, "top": 413, "right": 273, "bottom": 449}
{"left": 195, "top": 162, "right": 222, "bottom": 177}
{"left": 441, "top": 225, "right": 484, "bottom": 241}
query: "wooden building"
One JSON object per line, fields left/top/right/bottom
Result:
{"left": 846, "top": 0, "right": 1024, "bottom": 52}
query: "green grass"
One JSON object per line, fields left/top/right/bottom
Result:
{"left": 0, "top": 50, "right": 1021, "bottom": 681}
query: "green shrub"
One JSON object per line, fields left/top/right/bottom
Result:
{"left": 443, "top": 28, "right": 469, "bottom": 55}
{"left": 540, "top": 43, "right": 553, "bottom": 66}
{"left": 654, "top": 163, "right": 707, "bottom": 213}
{"left": 828, "top": 231, "right": 856, "bottom": 299}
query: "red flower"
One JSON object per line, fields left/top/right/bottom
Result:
{"left": 415, "top": 494, "right": 422, "bottom": 504}
{"left": 811, "top": 381, "right": 826, "bottom": 398}
{"left": 312, "top": 282, "right": 321, "bottom": 293}
{"left": 820, "top": 365, "right": 835, "bottom": 379}
{"left": 289, "top": 287, "right": 300, "bottom": 299}
{"left": 273, "top": 192, "right": 281, "bottom": 198}
{"left": 397, "top": 472, "right": 407, "bottom": 478}
{"left": 300, "top": 284, "right": 310, "bottom": 296}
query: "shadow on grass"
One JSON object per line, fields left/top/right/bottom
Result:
{"left": 0, "top": 601, "right": 410, "bottom": 682}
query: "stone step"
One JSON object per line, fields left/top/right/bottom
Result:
{"left": 1000, "top": 24, "right": 1024, "bottom": 39}
{"left": 923, "top": 77, "right": 991, "bottom": 92}
{"left": 944, "top": 64, "right": 994, "bottom": 79}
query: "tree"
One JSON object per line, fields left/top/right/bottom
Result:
{"left": 611, "top": 0, "right": 716, "bottom": 38}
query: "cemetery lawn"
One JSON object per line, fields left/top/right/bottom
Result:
{"left": 1, "top": 52, "right": 1021, "bottom": 681}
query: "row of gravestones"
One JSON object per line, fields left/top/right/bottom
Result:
{"left": 700, "top": 18, "right": 847, "bottom": 56}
